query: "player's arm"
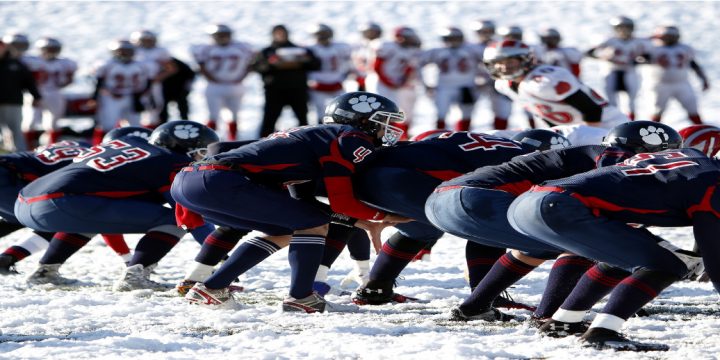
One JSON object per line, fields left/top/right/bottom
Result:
{"left": 691, "top": 212, "right": 720, "bottom": 293}
{"left": 563, "top": 90, "right": 603, "bottom": 125}
{"left": 690, "top": 60, "right": 710, "bottom": 91}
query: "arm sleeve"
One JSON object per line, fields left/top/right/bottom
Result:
{"left": 563, "top": 90, "right": 604, "bottom": 123}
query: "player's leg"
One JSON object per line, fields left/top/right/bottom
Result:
{"left": 204, "top": 83, "right": 222, "bottom": 130}
{"left": 44, "top": 90, "right": 67, "bottom": 143}
{"left": 603, "top": 71, "right": 621, "bottom": 108}
{"left": 456, "top": 86, "right": 477, "bottom": 131}
{"left": 223, "top": 84, "right": 244, "bottom": 141}
{"left": 490, "top": 89, "right": 512, "bottom": 130}
{"left": 623, "top": 69, "right": 640, "bottom": 120}
{"left": 260, "top": 89, "right": 285, "bottom": 137}
{"left": 434, "top": 86, "right": 453, "bottom": 130}
{"left": 650, "top": 83, "right": 672, "bottom": 122}
{"left": 675, "top": 81, "right": 702, "bottom": 124}
{"left": 313, "top": 223, "right": 361, "bottom": 295}
{"left": 287, "top": 90, "right": 310, "bottom": 127}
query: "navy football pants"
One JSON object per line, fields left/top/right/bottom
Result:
{"left": 508, "top": 190, "right": 688, "bottom": 276}
{"left": 0, "top": 166, "right": 25, "bottom": 223}
{"left": 356, "top": 167, "right": 444, "bottom": 243}
{"left": 425, "top": 187, "right": 562, "bottom": 258}
{"left": 15, "top": 194, "right": 175, "bottom": 234}
{"left": 171, "top": 169, "right": 329, "bottom": 236}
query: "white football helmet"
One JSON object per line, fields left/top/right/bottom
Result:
{"left": 483, "top": 40, "right": 534, "bottom": 80}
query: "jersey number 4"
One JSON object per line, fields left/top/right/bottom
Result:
{"left": 620, "top": 151, "right": 698, "bottom": 176}
{"left": 73, "top": 140, "right": 151, "bottom": 172}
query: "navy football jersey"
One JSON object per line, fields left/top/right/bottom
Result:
{"left": 207, "top": 124, "right": 384, "bottom": 220}
{"left": 540, "top": 148, "right": 720, "bottom": 226}
{"left": 443, "top": 145, "right": 630, "bottom": 195}
{"left": 20, "top": 137, "right": 191, "bottom": 202}
{"left": 0, "top": 141, "right": 91, "bottom": 181}
{"left": 372, "top": 132, "right": 535, "bottom": 180}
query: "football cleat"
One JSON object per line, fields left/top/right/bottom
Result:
{"left": 352, "top": 280, "right": 395, "bottom": 305}
{"left": 493, "top": 291, "right": 537, "bottom": 312}
{"left": 538, "top": 319, "right": 589, "bottom": 337}
{"left": 177, "top": 279, "right": 244, "bottom": 296}
{"left": 112, "top": 264, "right": 169, "bottom": 292}
{"left": 448, "top": 306, "right": 517, "bottom": 322}
{"left": 282, "top": 292, "right": 358, "bottom": 313}
{"left": 580, "top": 327, "right": 669, "bottom": 351}
{"left": 185, "top": 283, "right": 238, "bottom": 307}
{"left": 0, "top": 254, "right": 19, "bottom": 275}
{"left": 26, "top": 264, "right": 77, "bottom": 285}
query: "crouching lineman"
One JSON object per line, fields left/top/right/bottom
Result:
{"left": 508, "top": 138, "right": 717, "bottom": 351}
{"left": 425, "top": 121, "right": 682, "bottom": 323}
{"left": 172, "top": 92, "right": 409, "bottom": 313}
{"left": 14, "top": 121, "right": 218, "bottom": 290}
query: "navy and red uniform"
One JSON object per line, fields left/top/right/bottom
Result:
{"left": 510, "top": 148, "right": 720, "bottom": 284}
{"left": 425, "top": 145, "right": 631, "bottom": 258}
{"left": 15, "top": 137, "right": 191, "bottom": 234}
{"left": 0, "top": 141, "right": 89, "bottom": 224}
{"left": 171, "top": 124, "right": 385, "bottom": 236}
{"left": 356, "top": 131, "right": 535, "bottom": 243}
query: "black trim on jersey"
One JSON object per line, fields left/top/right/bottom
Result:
{"left": 563, "top": 90, "right": 603, "bottom": 123}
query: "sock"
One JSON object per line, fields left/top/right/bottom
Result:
{"left": 190, "top": 223, "right": 220, "bottom": 245}
{"left": 465, "top": 242, "right": 506, "bottom": 290}
{"left": 600, "top": 268, "right": 678, "bottom": 321}
{"left": 455, "top": 119, "right": 471, "bottom": 131}
{"left": 558, "top": 263, "right": 631, "bottom": 314}
{"left": 204, "top": 236, "right": 280, "bottom": 289}
{"left": 320, "top": 225, "right": 351, "bottom": 267}
{"left": 369, "top": 232, "right": 426, "bottom": 282}
{"left": 101, "top": 234, "right": 130, "bottom": 257}
{"left": 40, "top": 233, "right": 92, "bottom": 264}
{"left": 206, "top": 120, "right": 217, "bottom": 130}
{"left": 493, "top": 117, "right": 508, "bottom": 130}
{"left": 184, "top": 262, "right": 215, "bottom": 282}
{"left": 436, "top": 119, "right": 446, "bottom": 129}
{"left": 628, "top": 112, "right": 635, "bottom": 121}
{"left": 129, "top": 231, "right": 180, "bottom": 267}
{"left": 48, "top": 130, "right": 61, "bottom": 144}
{"left": 2, "top": 231, "right": 54, "bottom": 262}
{"left": 460, "top": 252, "right": 535, "bottom": 314}
{"left": 195, "top": 227, "right": 248, "bottom": 265}
{"left": 347, "top": 227, "right": 370, "bottom": 261}
{"left": 533, "top": 255, "right": 595, "bottom": 318}
{"left": 287, "top": 234, "right": 325, "bottom": 299}
{"left": 651, "top": 114, "right": 662, "bottom": 122}
{"left": 92, "top": 127, "right": 105, "bottom": 145}
{"left": 227, "top": 122, "right": 238, "bottom": 141}
{"left": 689, "top": 114, "right": 703, "bottom": 125}
{"left": 0, "top": 220, "right": 24, "bottom": 238}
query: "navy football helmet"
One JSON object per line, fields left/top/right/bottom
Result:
{"left": 323, "top": 92, "right": 405, "bottom": 146}
{"left": 148, "top": 120, "right": 219, "bottom": 158}
{"left": 102, "top": 126, "right": 153, "bottom": 143}
{"left": 602, "top": 120, "right": 682, "bottom": 154}
{"left": 511, "top": 129, "right": 571, "bottom": 151}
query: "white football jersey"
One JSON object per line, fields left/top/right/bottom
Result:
{"left": 590, "top": 37, "right": 650, "bottom": 72}
{"left": 645, "top": 43, "right": 696, "bottom": 84}
{"left": 352, "top": 39, "right": 379, "bottom": 77}
{"left": 95, "top": 59, "right": 158, "bottom": 95}
{"left": 135, "top": 46, "right": 172, "bottom": 65}
{"left": 192, "top": 41, "right": 254, "bottom": 83}
{"left": 421, "top": 44, "right": 484, "bottom": 87}
{"left": 369, "top": 41, "right": 420, "bottom": 87}
{"left": 29, "top": 57, "right": 78, "bottom": 91}
{"left": 308, "top": 42, "right": 354, "bottom": 86}
{"left": 536, "top": 46, "right": 583, "bottom": 74}
{"left": 495, "top": 64, "right": 627, "bottom": 127}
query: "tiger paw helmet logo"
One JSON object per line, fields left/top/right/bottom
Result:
{"left": 129, "top": 131, "right": 150, "bottom": 140}
{"left": 349, "top": 95, "right": 381, "bottom": 113}
{"left": 174, "top": 124, "right": 199, "bottom": 139}
{"left": 550, "top": 136, "right": 571, "bottom": 149}
{"left": 639, "top": 125, "right": 669, "bottom": 145}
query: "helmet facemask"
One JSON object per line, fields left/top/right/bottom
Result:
{"left": 368, "top": 111, "right": 405, "bottom": 146}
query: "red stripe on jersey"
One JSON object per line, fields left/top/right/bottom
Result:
{"left": 494, "top": 180, "right": 535, "bottom": 196}
{"left": 324, "top": 176, "right": 384, "bottom": 220}
{"left": 687, "top": 185, "right": 720, "bottom": 218}
{"left": 422, "top": 169, "right": 463, "bottom": 181}
{"left": 17, "top": 192, "right": 65, "bottom": 204}
{"left": 239, "top": 163, "right": 299, "bottom": 173}
{"left": 319, "top": 138, "right": 355, "bottom": 172}
{"left": 569, "top": 193, "right": 667, "bottom": 215}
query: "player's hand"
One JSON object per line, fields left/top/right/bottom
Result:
{"left": 355, "top": 219, "right": 390, "bottom": 254}
{"left": 382, "top": 214, "right": 413, "bottom": 224}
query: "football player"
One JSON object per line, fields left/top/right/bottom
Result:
{"left": 307, "top": 24, "right": 355, "bottom": 123}
{"left": 22, "top": 38, "right": 78, "bottom": 145}
{"left": 351, "top": 22, "right": 383, "bottom": 92}
{"left": 130, "top": 30, "right": 178, "bottom": 127}
{"left": 484, "top": 40, "right": 629, "bottom": 128}
{"left": 174, "top": 92, "right": 408, "bottom": 313}
{"left": 536, "top": 28, "right": 582, "bottom": 78}
{"left": 585, "top": 16, "right": 649, "bottom": 120}
{"left": 420, "top": 27, "right": 484, "bottom": 131}
{"left": 641, "top": 25, "right": 709, "bottom": 124}
{"left": 425, "top": 121, "right": 681, "bottom": 322}
{"left": 509, "top": 136, "right": 715, "bottom": 351}
{"left": 15, "top": 121, "right": 218, "bottom": 290}
{"left": 191, "top": 24, "right": 254, "bottom": 140}
{"left": 90, "top": 40, "right": 158, "bottom": 144}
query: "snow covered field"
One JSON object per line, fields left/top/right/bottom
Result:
{"left": 1, "top": 1, "right": 720, "bottom": 359}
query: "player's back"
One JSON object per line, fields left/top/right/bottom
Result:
{"left": 543, "top": 148, "right": 720, "bottom": 225}
{"left": 20, "top": 137, "right": 190, "bottom": 200}
{"left": 2, "top": 140, "right": 90, "bottom": 179}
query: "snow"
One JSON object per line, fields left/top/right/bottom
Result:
{"left": 1, "top": 1, "right": 720, "bottom": 359}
